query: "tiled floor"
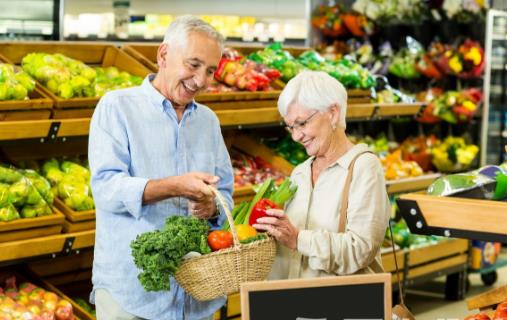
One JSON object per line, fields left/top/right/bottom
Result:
{"left": 408, "top": 251, "right": 507, "bottom": 320}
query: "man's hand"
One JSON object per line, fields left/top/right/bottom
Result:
{"left": 188, "top": 198, "right": 217, "bottom": 219}
{"left": 142, "top": 172, "right": 220, "bottom": 210}
{"left": 176, "top": 172, "right": 219, "bottom": 201}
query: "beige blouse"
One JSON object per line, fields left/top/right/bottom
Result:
{"left": 268, "top": 143, "right": 391, "bottom": 280}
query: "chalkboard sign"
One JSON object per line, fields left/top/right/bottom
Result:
{"left": 241, "top": 273, "right": 391, "bottom": 320}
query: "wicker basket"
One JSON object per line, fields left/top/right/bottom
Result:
{"left": 174, "top": 187, "right": 276, "bottom": 301}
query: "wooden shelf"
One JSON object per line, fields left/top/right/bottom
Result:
{"left": 0, "top": 230, "right": 94, "bottom": 263}
{"left": 347, "top": 103, "right": 425, "bottom": 119}
{"left": 0, "top": 101, "right": 427, "bottom": 141}
{"left": 386, "top": 173, "right": 441, "bottom": 194}
{"left": 397, "top": 194, "right": 507, "bottom": 242}
{"left": 0, "top": 118, "right": 90, "bottom": 141}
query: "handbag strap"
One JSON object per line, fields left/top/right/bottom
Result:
{"left": 338, "top": 150, "right": 407, "bottom": 306}
{"left": 338, "top": 151, "right": 372, "bottom": 233}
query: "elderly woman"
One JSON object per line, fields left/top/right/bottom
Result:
{"left": 253, "top": 70, "right": 390, "bottom": 279}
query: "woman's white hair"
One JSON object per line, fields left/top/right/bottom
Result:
{"left": 163, "top": 15, "right": 224, "bottom": 50}
{"left": 278, "top": 70, "right": 348, "bottom": 129}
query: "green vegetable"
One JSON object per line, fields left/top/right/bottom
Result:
{"left": 130, "top": 215, "right": 211, "bottom": 292}
{"left": 73, "top": 297, "right": 96, "bottom": 316}
{"left": 240, "top": 234, "right": 267, "bottom": 244}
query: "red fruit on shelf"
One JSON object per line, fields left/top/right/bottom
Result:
{"left": 464, "top": 313, "right": 490, "bottom": 320}
{"left": 494, "top": 301, "right": 507, "bottom": 320}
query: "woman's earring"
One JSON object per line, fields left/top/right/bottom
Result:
{"left": 332, "top": 123, "right": 337, "bottom": 130}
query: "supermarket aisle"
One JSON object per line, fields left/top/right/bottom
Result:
{"left": 409, "top": 250, "right": 507, "bottom": 319}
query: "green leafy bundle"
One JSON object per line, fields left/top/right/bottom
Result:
{"left": 130, "top": 215, "right": 212, "bottom": 292}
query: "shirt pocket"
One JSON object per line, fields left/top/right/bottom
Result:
{"left": 189, "top": 151, "right": 216, "bottom": 174}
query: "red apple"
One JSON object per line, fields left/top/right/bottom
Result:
{"left": 494, "top": 301, "right": 507, "bottom": 319}
{"left": 19, "top": 282, "right": 37, "bottom": 295}
{"left": 40, "top": 309, "right": 56, "bottom": 320}
{"left": 54, "top": 299, "right": 73, "bottom": 320}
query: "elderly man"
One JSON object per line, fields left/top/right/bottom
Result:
{"left": 88, "top": 15, "right": 233, "bottom": 320}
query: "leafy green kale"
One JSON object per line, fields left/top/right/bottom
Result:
{"left": 130, "top": 215, "right": 211, "bottom": 291}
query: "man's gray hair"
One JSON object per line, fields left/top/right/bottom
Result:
{"left": 278, "top": 70, "right": 348, "bottom": 129}
{"left": 163, "top": 15, "right": 224, "bottom": 50}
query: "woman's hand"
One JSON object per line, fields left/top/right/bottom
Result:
{"left": 253, "top": 209, "right": 299, "bottom": 250}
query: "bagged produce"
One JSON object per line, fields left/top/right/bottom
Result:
{"left": 42, "top": 158, "right": 94, "bottom": 211}
{"left": 21, "top": 52, "right": 142, "bottom": 99}
{"left": 0, "top": 164, "right": 53, "bottom": 221}
{"left": 0, "top": 63, "right": 35, "bottom": 101}
{"left": 428, "top": 165, "right": 507, "bottom": 200}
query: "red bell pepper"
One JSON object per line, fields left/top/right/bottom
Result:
{"left": 249, "top": 198, "right": 280, "bottom": 226}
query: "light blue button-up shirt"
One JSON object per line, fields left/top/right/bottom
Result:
{"left": 88, "top": 75, "right": 233, "bottom": 320}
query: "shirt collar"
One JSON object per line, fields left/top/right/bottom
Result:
{"left": 141, "top": 74, "right": 198, "bottom": 114}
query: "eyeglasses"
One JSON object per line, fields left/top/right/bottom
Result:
{"left": 285, "top": 111, "right": 319, "bottom": 134}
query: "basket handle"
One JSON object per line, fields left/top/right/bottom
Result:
{"left": 208, "top": 186, "right": 240, "bottom": 247}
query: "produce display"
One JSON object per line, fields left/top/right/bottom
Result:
{"left": 380, "top": 150, "right": 424, "bottom": 181}
{"left": 264, "top": 136, "right": 309, "bottom": 166}
{"left": 41, "top": 159, "right": 94, "bottom": 211}
{"left": 0, "top": 63, "right": 36, "bottom": 101}
{"left": 21, "top": 53, "right": 142, "bottom": 99}
{"left": 247, "top": 43, "right": 375, "bottom": 88}
{"left": 311, "top": 3, "right": 373, "bottom": 37}
{"left": 431, "top": 136, "right": 479, "bottom": 173}
{"left": 318, "top": 37, "right": 484, "bottom": 81}
{"left": 465, "top": 300, "right": 507, "bottom": 320}
{"left": 0, "top": 276, "right": 75, "bottom": 320}
{"left": 211, "top": 48, "right": 281, "bottom": 92}
{"left": 385, "top": 218, "right": 441, "bottom": 249}
{"left": 416, "top": 87, "right": 483, "bottom": 124}
{"left": 0, "top": 165, "right": 53, "bottom": 222}
{"left": 231, "top": 150, "right": 285, "bottom": 188}
{"left": 428, "top": 165, "right": 507, "bottom": 201}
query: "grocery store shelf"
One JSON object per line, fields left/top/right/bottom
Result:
{"left": 0, "top": 230, "right": 95, "bottom": 264}
{"left": 386, "top": 173, "right": 441, "bottom": 194}
{"left": 397, "top": 193, "right": 507, "bottom": 242}
{"left": 0, "top": 118, "right": 90, "bottom": 141}
{"left": 347, "top": 103, "right": 425, "bottom": 120}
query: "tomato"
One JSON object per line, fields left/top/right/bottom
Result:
{"left": 235, "top": 224, "right": 257, "bottom": 241}
{"left": 494, "top": 301, "right": 507, "bottom": 320}
{"left": 207, "top": 230, "right": 233, "bottom": 251}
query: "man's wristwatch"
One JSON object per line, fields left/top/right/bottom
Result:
{"left": 208, "top": 202, "right": 221, "bottom": 221}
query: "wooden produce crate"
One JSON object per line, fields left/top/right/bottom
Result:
{"left": 381, "top": 248, "right": 405, "bottom": 284}
{"left": 467, "top": 285, "right": 507, "bottom": 314}
{"left": 43, "top": 278, "right": 95, "bottom": 320}
{"left": 122, "top": 44, "right": 283, "bottom": 107}
{"left": 397, "top": 194, "right": 507, "bottom": 243}
{"left": 228, "top": 134, "right": 294, "bottom": 203}
{"left": 406, "top": 238, "right": 468, "bottom": 282}
{"left": 54, "top": 197, "right": 95, "bottom": 233}
{"left": 0, "top": 267, "right": 87, "bottom": 320}
{"left": 0, "top": 41, "right": 151, "bottom": 114}
{"left": 0, "top": 54, "right": 53, "bottom": 121}
{"left": 0, "top": 207, "right": 65, "bottom": 242}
